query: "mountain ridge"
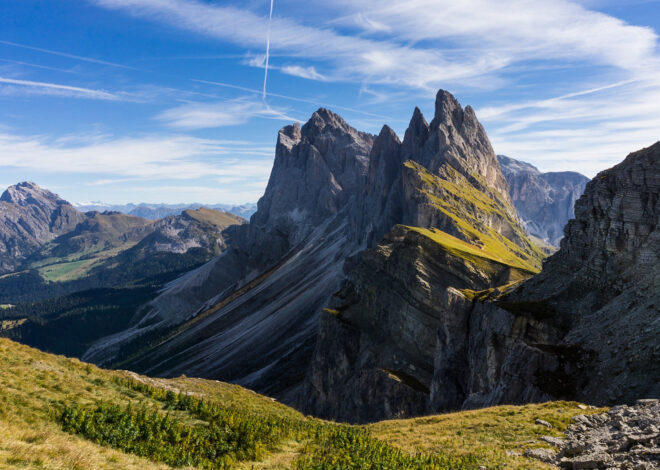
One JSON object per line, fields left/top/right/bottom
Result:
{"left": 497, "top": 155, "right": 589, "bottom": 245}
{"left": 82, "top": 90, "right": 546, "bottom": 414}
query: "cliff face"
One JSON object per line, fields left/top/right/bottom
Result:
{"left": 431, "top": 143, "right": 659, "bottom": 413}
{"left": 505, "top": 142, "right": 660, "bottom": 404}
{"left": 498, "top": 155, "right": 589, "bottom": 246}
{"left": 300, "top": 92, "right": 545, "bottom": 422}
{"left": 0, "top": 182, "right": 86, "bottom": 273}
{"left": 301, "top": 109, "right": 658, "bottom": 422}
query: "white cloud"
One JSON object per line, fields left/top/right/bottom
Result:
{"left": 279, "top": 65, "right": 326, "bottom": 81}
{"left": 0, "top": 76, "right": 124, "bottom": 100}
{"left": 90, "top": 0, "right": 659, "bottom": 90}
{"left": 481, "top": 77, "right": 660, "bottom": 175}
{"left": 156, "top": 98, "right": 298, "bottom": 129}
{"left": 0, "top": 131, "right": 274, "bottom": 182}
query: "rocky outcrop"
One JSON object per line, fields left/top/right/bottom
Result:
{"left": 498, "top": 155, "right": 589, "bottom": 246}
{"left": 504, "top": 142, "right": 660, "bottom": 405}
{"left": 429, "top": 143, "right": 659, "bottom": 415}
{"left": 529, "top": 399, "right": 660, "bottom": 469}
{"left": 300, "top": 92, "right": 545, "bottom": 422}
{"left": 129, "top": 208, "right": 244, "bottom": 256}
{"left": 0, "top": 182, "right": 86, "bottom": 273}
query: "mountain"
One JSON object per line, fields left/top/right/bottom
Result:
{"left": 300, "top": 92, "right": 544, "bottom": 422}
{"left": 74, "top": 201, "right": 258, "bottom": 220}
{"left": 302, "top": 141, "right": 658, "bottom": 423}
{"left": 498, "top": 155, "right": 589, "bottom": 246}
{"left": 0, "top": 336, "right": 613, "bottom": 470}
{"left": 0, "top": 196, "right": 245, "bottom": 357}
{"left": 83, "top": 109, "right": 376, "bottom": 401}
{"left": 0, "top": 182, "right": 86, "bottom": 273}
{"left": 491, "top": 142, "right": 660, "bottom": 405}
{"left": 82, "top": 90, "right": 545, "bottom": 412}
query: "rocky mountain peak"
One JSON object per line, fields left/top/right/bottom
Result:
{"left": 302, "top": 108, "right": 357, "bottom": 139}
{"left": 276, "top": 122, "right": 302, "bottom": 151}
{"left": 252, "top": 109, "right": 373, "bottom": 238}
{"left": 399, "top": 90, "right": 512, "bottom": 205}
{"left": 432, "top": 89, "right": 464, "bottom": 129}
{"left": 402, "top": 107, "right": 429, "bottom": 158}
{"left": 0, "top": 182, "right": 86, "bottom": 273}
{"left": 1, "top": 181, "right": 66, "bottom": 208}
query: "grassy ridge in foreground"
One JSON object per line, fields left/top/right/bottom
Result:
{"left": 0, "top": 338, "right": 605, "bottom": 469}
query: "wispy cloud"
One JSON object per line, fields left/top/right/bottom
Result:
{"left": 0, "top": 131, "right": 274, "bottom": 183}
{"left": 481, "top": 77, "right": 660, "bottom": 175}
{"left": 0, "top": 76, "right": 125, "bottom": 100}
{"left": 90, "top": 0, "right": 659, "bottom": 90}
{"left": 192, "top": 79, "right": 395, "bottom": 120}
{"left": 0, "top": 39, "right": 139, "bottom": 70}
{"left": 156, "top": 98, "right": 298, "bottom": 129}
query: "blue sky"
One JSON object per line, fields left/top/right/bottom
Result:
{"left": 1, "top": 0, "right": 659, "bottom": 204}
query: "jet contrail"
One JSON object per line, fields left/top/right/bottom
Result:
{"left": 262, "top": 0, "right": 274, "bottom": 101}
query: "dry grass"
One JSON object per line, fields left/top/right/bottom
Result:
{"left": 369, "top": 401, "right": 607, "bottom": 470}
{"left": 0, "top": 338, "right": 296, "bottom": 469}
{"left": 0, "top": 337, "right": 608, "bottom": 469}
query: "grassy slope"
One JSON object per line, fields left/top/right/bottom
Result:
{"left": 0, "top": 338, "right": 606, "bottom": 469}
{"left": 404, "top": 160, "right": 545, "bottom": 274}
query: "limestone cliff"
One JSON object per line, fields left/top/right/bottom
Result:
{"left": 432, "top": 143, "right": 659, "bottom": 414}
{"left": 83, "top": 110, "right": 374, "bottom": 401}
{"left": 498, "top": 155, "right": 589, "bottom": 246}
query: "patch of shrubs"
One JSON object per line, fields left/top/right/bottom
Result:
{"left": 56, "top": 377, "right": 480, "bottom": 469}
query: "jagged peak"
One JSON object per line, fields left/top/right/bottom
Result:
{"left": 370, "top": 125, "right": 402, "bottom": 164}
{"left": 403, "top": 107, "right": 430, "bottom": 156}
{"left": 302, "top": 107, "right": 354, "bottom": 137}
{"left": 433, "top": 89, "right": 463, "bottom": 127}
{"left": 410, "top": 107, "right": 428, "bottom": 128}
{"left": 376, "top": 124, "right": 400, "bottom": 144}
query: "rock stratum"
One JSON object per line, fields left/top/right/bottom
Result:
{"left": 498, "top": 155, "right": 589, "bottom": 246}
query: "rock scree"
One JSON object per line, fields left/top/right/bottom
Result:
{"left": 528, "top": 399, "right": 660, "bottom": 469}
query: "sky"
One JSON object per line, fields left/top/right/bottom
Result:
{"left": 1, "top": 0, "right": 659, "bottom": 205}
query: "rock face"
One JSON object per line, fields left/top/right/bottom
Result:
{"left": 425, "top": 143, "right": 659, "bottom": 417}
{"left": 83, "top": 110, "right": 374, "bottom": 401}
{"left": 303, "top": 139, "right": 659, "bottom": 422}
{"left": 0, "top": 182, "right": 86, "bottom": 273}
{"left": 533, "top": 399, "right": 660, "bottom": 469}
{"left": 505, "top": 142, "right": 660, "bottom": 406}
{"left": 498, "top": 155, "right": 589, "bottom": 246}
{"left": 300, "top": 91, "right": 546, "bottom": 422}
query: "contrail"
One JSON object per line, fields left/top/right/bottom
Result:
{"left": 262, "top": 0, "right": 274, "bottom": 101}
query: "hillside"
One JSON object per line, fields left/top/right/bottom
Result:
{"left": 0, "top": 337, "right": 607, "bottom": 470}
{"left": 0, "top": 203, "right": 245, "bottom": 359}
{"left": 0, "top": 204, "right": 244, "bottom": 304}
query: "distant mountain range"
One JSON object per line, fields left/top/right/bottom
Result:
{"left": 497, "top": 155, "right": 589, "bottom": 246}
{"left": 74, "top": 201, "right": 258, "bottom": 220}
{"left": 0, "top": 183, "right": 245, "bottom": 356}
